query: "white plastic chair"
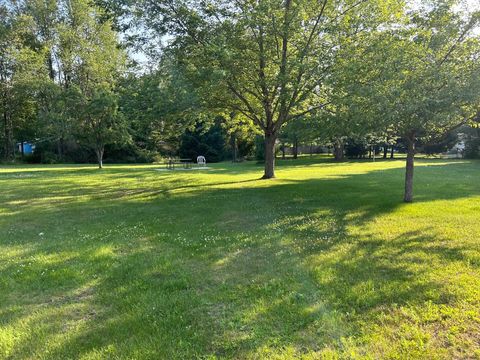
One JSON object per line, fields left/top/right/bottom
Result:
{"left": 197, "top": 156, "right": 206, "bottom": 166}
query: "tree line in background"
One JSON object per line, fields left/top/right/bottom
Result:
{"left": 1, "top": 0, "right": 479, "bottom": 202}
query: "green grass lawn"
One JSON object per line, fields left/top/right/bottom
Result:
{"left": 1, "top": 158, "right": 479, "bottom": 359}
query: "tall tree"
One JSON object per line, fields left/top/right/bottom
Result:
{"left": 55, "top": 0, "right": 128, "bottom": 168}
{"left": 369, "top": 2, "right": 480, "bottom": 202}
{"left": 75, "top": 87, "right": 128, "bottom": 168}
{"left": 139, "top": 0, "right": 402, "bottom": 178}
{"left": 118, "top": 57, "right": 202, "bottom": 156}
{"left": 0, "top": 5, "right": 49, "bottom": 160}
{"left": 23, "top": 0, "right": 58, "bottom": 81}
{"left": 0, "top": 6, "right": 16, "bottom": 159}
{"left": 279, "top": 116, "right": 319, "bottom": 159}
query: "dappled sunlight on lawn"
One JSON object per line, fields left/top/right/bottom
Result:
{"left": 0, "top": 159, "right": 479, "bottom": 358}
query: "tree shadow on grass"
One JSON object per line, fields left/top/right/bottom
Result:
{"left": 1, "top": 160, "right": 479, "bottom": 358}
{"left": 0, "top": 167, "right": 262, "bottom": 214}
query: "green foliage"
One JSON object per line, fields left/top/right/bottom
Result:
{"left": 178, "top": 120, "right": 227, "bottom": 162}
{"left": 422, "top": 131, "right": 460, "bottom": 156}
{"left": 345, "top": 138, "right": 369, "bottom": 159}
{"left": 1, "top": 0, "right": 480, "bottom": 180}
{"left": 0, "top": 0, "right": 128, "bottom": 165}
{"left": 279, "top": 117, "right": 320, "bottom": 156}
{"left": 369, "top": 3, "right": 480, "bottom": 141}
{"left": 464, "top": 125, "right": 480, "bottom": 158}
{"left": 137, "top": 0, "right": 405, "bottom": 177}
{"left": 118, "top": 59, "right": 202, "bottom": 156}
{"left": 0, "top": 3, "right": 50, "bottom": 159}
{"left": 255, "top": 135, "right": 265, "bottom": 161}
{"left": 326, "top": 1, "right": 480, "bottom": 200}
{"left": 465, "top": 137, "right": 480, "bottom": 158}
{"left": 75, "top": 87, "right": 130, "bottom": 163}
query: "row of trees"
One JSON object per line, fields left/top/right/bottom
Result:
{"left": 1, "top": 0, "right": 238, "bottom": 166}
{"left": 1, "top": 0, "right": 480, "bottom": 202}
{"left": 0, "top": 0, "right": 131, "bottom": 167}
{"left": 132, "top": 0, "right": 479, "bottom": 202}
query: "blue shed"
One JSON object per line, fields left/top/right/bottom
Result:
{"left": 17, "top": 142, "right": 35, "bottom": 155}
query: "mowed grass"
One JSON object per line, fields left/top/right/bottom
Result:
{"left": 0, "top": 158, "right": 479, "bottom": 359}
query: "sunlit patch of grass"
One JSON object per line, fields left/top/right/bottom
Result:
{"left": 0, "top": 158, "right": 479, "bottom": 359}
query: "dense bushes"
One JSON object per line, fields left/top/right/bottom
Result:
{"left": 345, "top": 139, "right": 368, "bottom": 159}
{"left": 254, "top": 135, "right": 265, "bottom": 161}
{"left": 178, "top": 122, "right": 227, "bottom": 163}
{"left": 465, "top": 133, "right": 480, "bottom": 159}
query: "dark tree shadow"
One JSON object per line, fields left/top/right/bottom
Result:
{"left": 1, "top": 160, "right": 479, "bottom": 358}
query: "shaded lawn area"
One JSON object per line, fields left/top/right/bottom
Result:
{"left": 0, "top": 158, "right": 479, "bottom": 359}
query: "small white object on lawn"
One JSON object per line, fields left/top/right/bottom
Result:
{"left": 197, "top": 156, "right": 206, "bottom": 166}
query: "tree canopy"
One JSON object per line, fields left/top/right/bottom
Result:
{"left": 0, "top": 0, "right": 479, "bottom": 201}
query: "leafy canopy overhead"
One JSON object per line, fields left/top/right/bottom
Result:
{"left": 139, "top": 0, "right": 404, "bottom": 133}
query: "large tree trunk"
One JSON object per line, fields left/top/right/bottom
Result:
{"left": 263, "top": 131, "right": 276, "bottom": 179}
{"left": 95, "top": 147, "right": 104, "bottom": 169}
{"left": 390, "top": 146, "right": 394, "bottom": 159}
{"left": 404, "top": 136, "right": 415, "bottom": 203}
{"left": 333, "top": 139, "right": 344, "bottom": 161}
{"left": 383, "top": 146, "right": 388, "bottom": 159}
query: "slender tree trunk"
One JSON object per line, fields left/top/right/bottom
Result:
{"left": 2, "top": 111, "right": 5, "bottom": 159}
{"left": 293, "top": 138, "right": 298, "bottom": 159}
{"left": 404, "top": 136, "right": 415, "bottom": 203}
{"left": 4, "top": 112, "right": 12, "bottom": 160}
{"left": 281, "top": 143, "right": 286, "bottom": 159}
{"left": 3, "top": 107, "right": 7, "bottom": 159}
{"left": 390, "top": 146, "right": 394, "bottom": 159}
{"left": 47, "top": 54, "right": 55, "bottom": 81}
{"left": 310, "top": 143, "right": 313, "bottom": 157}
{"left": 383, "top": 146, "right": 388, "bottom": 159}
{"left": 57, "top": 138, "right": 64, "bottom": 161}
{"left": 21, "top": 141, "right": 24, "bottom": 158}
{"left": 95, "top": 147, "right": 104, "bottom": 169}
{"left": 333, "top": 139, "right": 344, "bottom": 161}
{"left": 263, "top": 131, "right": 276, "bottom": 179}
{"left": 232, "top": 134, "right": 237, "bottom": 162}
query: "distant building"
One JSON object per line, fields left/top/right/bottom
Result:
{"left": 17, "top": 142, "right": 35, "bottom": 155}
